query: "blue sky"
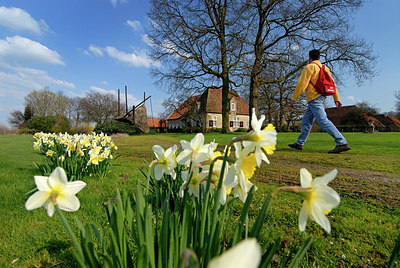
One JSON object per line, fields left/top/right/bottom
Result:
{"left": 0, "top": 0, "right": 399, "bottom": 128}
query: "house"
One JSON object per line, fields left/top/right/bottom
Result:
{"left": 324, "top": 105, "right": 400, "bottom": 132}
{"left": 167, "top": 86, "right": 250, "bottom": 131}
{"left": 148, "top": 118, "right": 168, "bottom": 133}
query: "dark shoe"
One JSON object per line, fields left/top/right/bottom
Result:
{"left": 328, "top": 144, "right": 350, "bottom": 154}
{"left": 288, "top": 143, "right": 303, "bottom": 150}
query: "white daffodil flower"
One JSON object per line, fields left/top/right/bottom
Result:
{"left": 299, "top": 168, "right": 341, "bottom": 233}
{"left": 152, "top": 144, "right": 178, "bottom": 180}
{"left": 176, "top": 133, "right": 209, "bottom": 166}
{"left": 25, "top": 167, "right": 86, "bottom": 217}
{"left": 208, "top": 238, "right": 261, "bottom": 268}
{"left": 243, "top": 108, "right": 277, "bottom": 167}
{"left": 179, "top": 167, "right": 207, "bottom": 198}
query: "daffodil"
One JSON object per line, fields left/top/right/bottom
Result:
{"left": 152, "top": 145, "right": 178, "bottom": 180}
{"left": 46, "top": 150, "right": 54, "bottom": 156}
{"left": 225, "top": 142, "right": 257, "bottom": 202}
{"left": 298, "top": 168, "right": 340, "bottom": 233}
{"left": 25, "top": 167, "right": 86, "bottom": 217}
{"left": 176, "top": 133, "right": 209, "bottom": 166}
{"left": 208, "top": 238, "right": 261, "bottom": 268}
{"left": 179, "top": 167, "right": 207, "bottom": 198}
{"left": 243, "top": 108, "right": 277, "bottom": 166}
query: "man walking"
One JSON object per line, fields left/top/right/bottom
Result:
{"left": 289, "top": 49, "right": 350, "bottom": 154}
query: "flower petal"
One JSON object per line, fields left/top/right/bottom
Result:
{"left": 46, "top": 202, "right": 55, "bottom": 217}
{"left": 313, "top": 186, "right": 341, "bottom": 209}
{"left": 49, "top": 167, "right": 68, "bottom": 188}
{"left": 209, "top": 238, "right": 261, "bottom": 268}
{"left": 300, "top": 168, "right": 313, "bottom": 188}
{"left": 299, "top": 204, "right": 308, "bottom": 232}
{"left": 57, "top": 195, "right": 80, "bottom": 212}
{"left": 191, "top": 133, "right": 204, "bottom": 150}
{"left": 313, "top": 169, "right": 337, "bottom": 186}
{"left": 154, "top": 164, "right": 164, "bottom": 181}
{"left": 34, "top": 176, "right": 50, "bottom": 192}
{"left": 63, "top": 181, "right": 86, "bottom": 196}
{"left": 176, "top": 150, "right": 191, "bottom": 165}
{"left": 152, "top": 145, "right": 165, "bottom": 160}
{"left": 25, "top": 191, "right": 49, "bottom": 210}
{"left": 310, "top": 205, "right": 331, "bottom": 233}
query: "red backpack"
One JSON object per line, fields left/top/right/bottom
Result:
{"left": 310, "top": 63, "right": 336, "bottom": 96}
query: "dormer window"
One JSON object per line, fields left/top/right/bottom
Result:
{"left": 231, "top": 102, "right": 236, "bottom": 111}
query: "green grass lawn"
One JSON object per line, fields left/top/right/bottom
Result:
{"left": 0, "top": 132, "right": 399, "bottom": 267}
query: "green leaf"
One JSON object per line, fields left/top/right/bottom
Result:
{"left": 388, "top": 232, "right": 400, "bottom": 268}
{"left": 249, "top": 192, "right": 272, "bottom": 238}
{"left": 287, "top": 237, "right": 313, "bottom": 268}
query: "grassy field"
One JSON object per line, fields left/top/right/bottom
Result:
{"left": 0, "top": 132, "right": 399, "bottom": 267}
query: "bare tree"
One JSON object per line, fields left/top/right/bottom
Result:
{"left": 242, "top": 0, "right": 377, "bottom": 123}
{"left": 0, "top": 124, "right": 10, "bottom": 135}
{"left": 356, "top": 100, "right": 380, "bottom": 115}
{"left": 8, "top": 110, "right": 25, "bottom": 129}
{"left": 147, "top": 0, "right": 248, "bottom": 133}
{"left": 24, "top": 88, "right": 69, "bottom": 117}
{"left": 80, "top": 91, "right": 118, "bottom": 125}
{"left": 395, "top": 91, "right": 400, "bottom": 118}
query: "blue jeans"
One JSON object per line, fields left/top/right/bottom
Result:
{"left": 296, "top": 96, "right": 347, "bottom": 146}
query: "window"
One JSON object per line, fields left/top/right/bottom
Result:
{"left": 246, "top": 121, "right": 249, "bottom": 128}
{"left": 231, "top": 102, "right": 236, "bottom": 111}
{"left": 233, "top": 116, "right": 240, "bottom": 128}
{"left": 210, "top": 115, "right": 217, "bottom": 128}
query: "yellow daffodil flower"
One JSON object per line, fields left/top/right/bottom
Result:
{"left": 243, "top": 108, "right": 277, "bottom": 166}
{"left": 25, "top": 167, "right": 86, "bottom": 217}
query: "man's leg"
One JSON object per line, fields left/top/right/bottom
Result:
{"left": 296, "top": 104, "right": 315, "bottom": 146}
{"left": 309, "top": 96, "right": 347, "bottom": 145}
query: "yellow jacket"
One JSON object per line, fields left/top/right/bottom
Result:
{"left": 291, "top": 60, "right": 340, "bottom": 103}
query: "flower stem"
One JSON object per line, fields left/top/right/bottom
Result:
{"left": 55, "top": 205, "right": 83, "bottom": 258}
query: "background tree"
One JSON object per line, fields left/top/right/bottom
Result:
{"left": 395, "top": 91, "right": 400, "bottom": 118}
{"left": 244, "top": 0, "right": 376, "bottom": 124}
{"left": 8, "top": 110, "right": 25, "bottom": 129}
{"left": 356, "top": 100, "right": 380, "bottom": 115}
{"left": 80, "top": 91, "right": 118, "bottom": 125}
{"left": 148, "top": 0, "right": 376, "bottom": 131}
{"left": 24, "top": 88, "right": 69, "bottom": 117}
{"left": 147, "top": 0, "right": 248, "bottom": 133}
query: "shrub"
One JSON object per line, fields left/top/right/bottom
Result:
{"left": 52, "top": 115, "right": 71, "bottom": 133}
{"left": 234, "top": 128, "right": 249, "bottom": 133}
{"left": 27, "top": 116, "right": 56, "bottom": 133}
{"left": 94, "top": 121, "right": 141, "bottom": 135}
{"left": 71, "top": 125, "right": 95, "bottom": 134}
{"left": 18, "top": 128, "right": 38, "bottom": 135}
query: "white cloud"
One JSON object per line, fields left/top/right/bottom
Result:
{"left": 0, "top": 6, "right": 47, "bottom": 34}
{"left": 110, "top": 0, "right": 128, "bottom": 7}
{"left": 105, "top": 46, "right": 159, "bottom": 67}
{"left": 0, "top": 35, "right": 64, "bottom": 66}
{"left": 347, "top": 96, "right": 356, "bottom": 101}
{"left": 89, "top": 86, "right": 139, "bottom": 105}
{"left": 84, "top": 44, "right": 159, "bottom": 68}
{"left": 0, "top": 65, "right": 75, "bottom": 100}
{"left": 126, "top": 20, "right": 141, "bottom": 31}
{"left": 89, "top": 44, "right": 104, "bottom": 57}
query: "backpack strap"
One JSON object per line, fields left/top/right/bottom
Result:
{"left": 309, "top": 62, "right": 324, "bottom": 88}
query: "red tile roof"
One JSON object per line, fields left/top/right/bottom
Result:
{"left": 204, "top": 87, "right": 249, "bottom": 115}
{"left": 167, "top": 95, "right": 201, "bottom": 120}
{"left": 148, "top": 118, "right": 167, "bottom": 128}
{"left": 167, "top": 87, "right": 249, "bottom": 121}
